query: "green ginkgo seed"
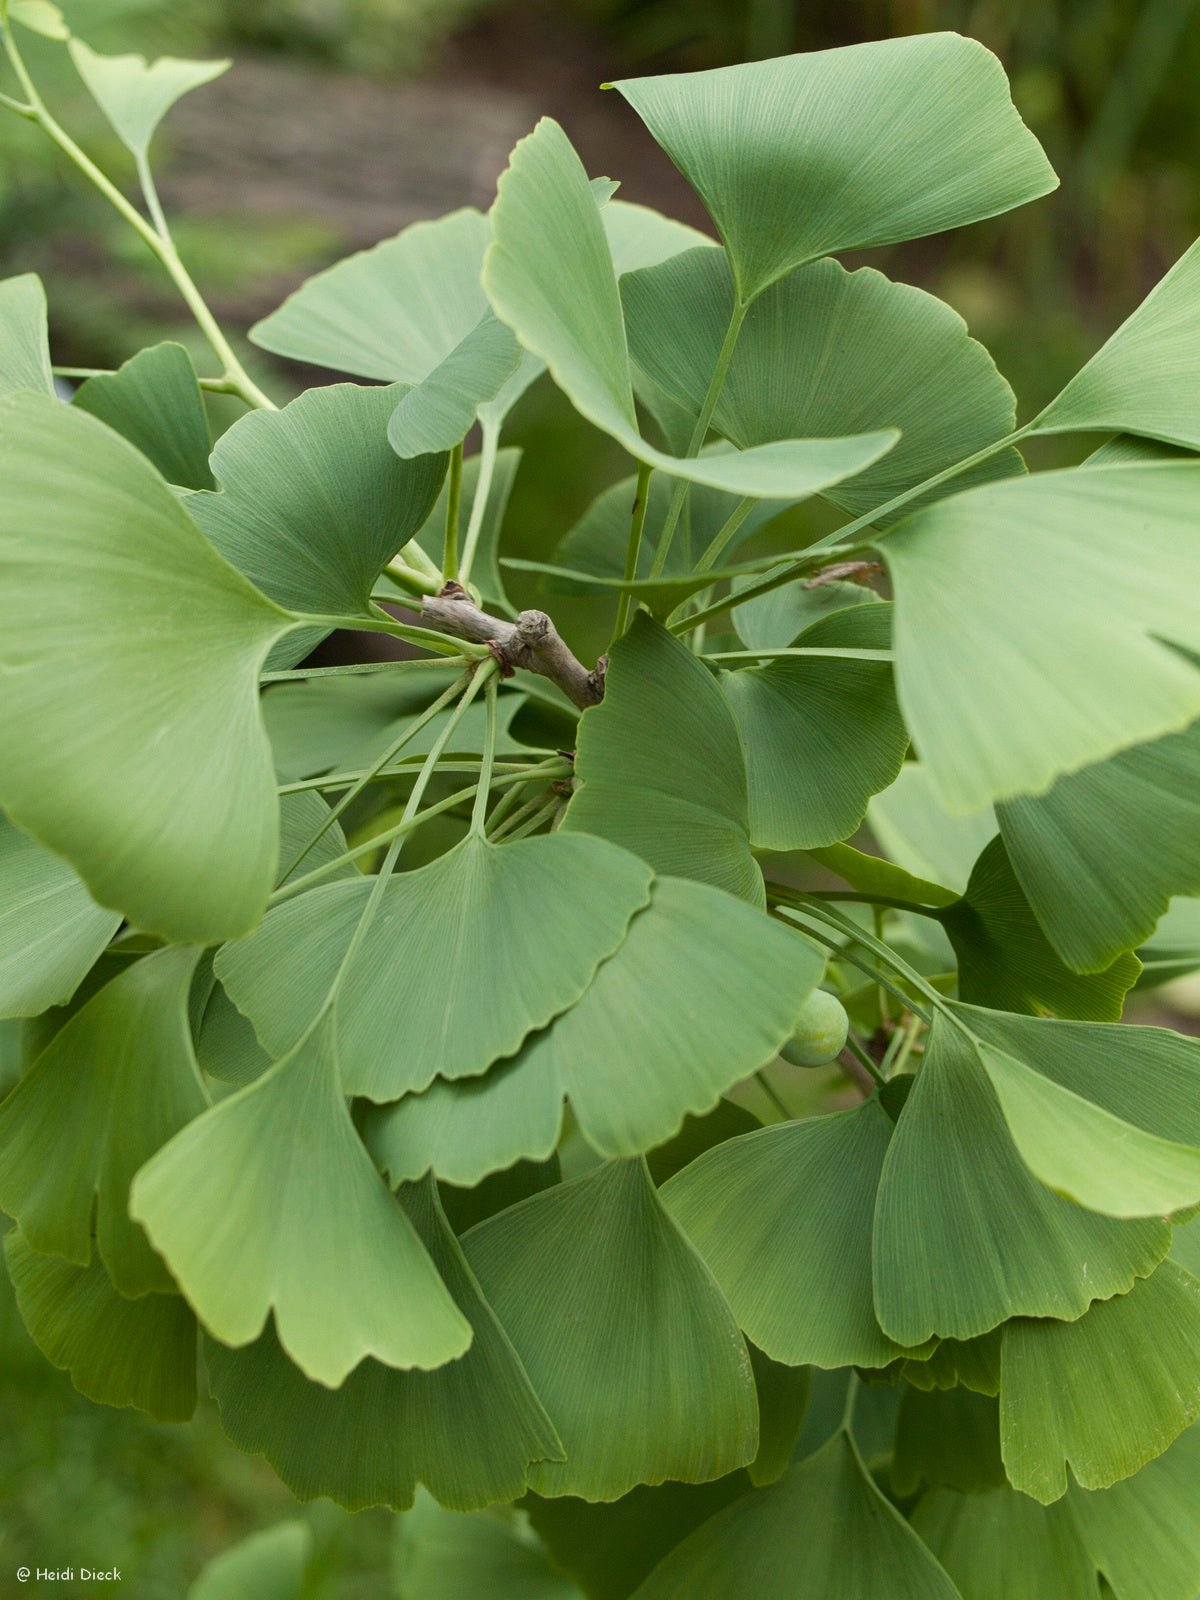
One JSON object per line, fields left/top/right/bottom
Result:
{"left": 778, "top": 989, "right": 849, "bottom": 1067}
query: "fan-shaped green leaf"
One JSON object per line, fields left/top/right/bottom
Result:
{"left": 960, "top": 1003, "right": 1200, "bottom": 1219}
{"left": 873, "top": 1011, "right": 1168, "bottom": 1345}
{"left": 397, "top": 1494, "right": 581, "bottom": 1600}
{"left": 901, "top": 1331, "right": 1002, "bottom": 1397}
{"left": 912, "top": 1486, "right": 1100, "bottom": 1600}
{"left": 0, "top": 273, "right": 53, "bottom": 397}
{"left": 1068, "top": 1424, "right": 1200, "bottom": 1600}
{"left": 892, "top": 1386, "right": 1005, "bottom": 1496}
{"left": 997, "top": 718, "right": 1200, "bottom": 973}
{"left": 206, "top": 1179, "right": 561, "bottom": 1510}
{"left": 73, "top": 342, "right": 213, "bottom": 489}
{"left": 882, "top": 462, "right": 1200, "bottom": 812}
{"left": 663, "top": 1100, "right": 922, "bottom": 1369}
{"left": 129, "top": 1014, "right": 471, "bottom": 1386}
{"left": 484, "top": 118, "right": 896, "bottom": 495}
{"left": 217, "top": 833, "right": 652, "bottom": 1100}
{"left": 68, "top": 39, "right": 228, "bottom": 158}
{"left": 610, "top": 35, "right": 1056, "bottom": 305}
{"left": 731, "top": 571, "right": 878, "bottom": 653}
{"left": 463, "top": 1159, "right": 757, "bottom": 1501}
{"left": 187, "top": 1522, "right": 312, "bottom": 1600}
{"left": 187, "top": 381, "right": 445, "bottom": 616}
{"left": 0, "top": 810, "right": 120, "bottom": 1019}
{"left": 9, "top": 2, "right": 69, "bottom": 40}
{"left": 722, "top": 604, "right": 907, "bottom": 851}
{"left": 868, "top": 763, "right": 996, "bottom": 896}
{"left": 940, "top": 837, "right": 1140, "bottom": 1019}
{"left": 1032, "top": 237, "right": 1200, "bottom": 449}
{"left": 389, "top": 312, "right": 525, "bottom": 456}
{"left": 622, "top": 247, "right": 1021, "bottom": 521}
{"left": 4, "top": 1230, "right": 197, "bottom": 1422}
{"left": 0, "top": 945, "right": 207, "bottom": 1294}
{"left": 632, "top": 1428, "right": 960, "bottom": 1599}
{"left": 564, "top": 613, "right": 761, "bottom": 903}
{"left": 0, "top": 392, "right": 295, "bottom": 942}
{"left": 366, "top": 875, "right": 821, "bottom": 1178}
{"left": 1001, "top": 1261, "right": 1200, "bottom": 1502}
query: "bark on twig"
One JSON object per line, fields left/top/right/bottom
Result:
{"left": 420, "top": 583, "right": 605, "bottom": 709}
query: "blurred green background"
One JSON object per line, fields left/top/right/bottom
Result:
{"left": 3, "top": 0, "right": 1200, "bottom": 1592}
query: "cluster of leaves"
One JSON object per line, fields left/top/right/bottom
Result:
{"left": 3, "top": 6, "right": 1200, "bottom": 1595}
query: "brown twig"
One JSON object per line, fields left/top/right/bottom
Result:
{"left": 420, "top": 583, "right": 605, "bottom": 709}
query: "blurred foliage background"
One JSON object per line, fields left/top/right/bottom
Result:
{"left": 3, "top": 0, "right": 1200, "bottom": 1591}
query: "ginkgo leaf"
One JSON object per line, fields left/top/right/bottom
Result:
{"left": 388, "top": 312, "right": 526, "bottom": 456}
{"left": 881, "top": 461, "right": 1200, "bottom": 812}
{"left": 397, "top": 1493, "right": 581, "bottom": 1600}
{"left": 1138, "top": 898, "right": 1200, "bottom": 988}
{"left": 901, "top": 1330, "right": 1002, "bottom": 1397}
{"left": 463, "top": 1159, "right": 758, "bottom": 1501}
{"left": 940, "top": 837, "right": 1140, "bottom": 1019}
{"left": 721, "top": 604, "right": 908, "bottom": 851}
{"left": 196, "top": 981, "right": 272, "bottom": 1088}
{"left": 662, "top": 1100, "right": 923, "bottom": 1369}
{"left": 8, "top": 2, "right": 69, "bottom": 40}
{"left": 73, "top": 342, "right": 213, "bottom": 490}
{"left": 731, "top": 571, "right": 878, "bottom": 653}
{"left": 872, "top": 1010, "right": 1169, "bottom": 1346}
{"left": 364, "top": 875, "right": 822, "bottom": 1179}
{"left": 129, "top": 1014, "right": 471, "bottom": 1386}
{"left": 217, "top": 833, "right": 652, "bottom": 1101}
{"left": 0, "top": 273, "right": 54, "bottom": 397}
{"left": 868, "top": 763, "right": 997, "bottom": 896}
{"left": 503, "top": 555, "right": 783, "bottom": 618}
{"left": 4, "top": 1230, "right": 197, "bottom": 1422}
{"left": 187, "top": 1523, "right": 312, "bottom": 1600}
{"left": 609, "top": 34, "right": 1056, "bottom": 305}
{"left": 645, "top": 1098, "right": 761, "bottom": 1187}
{"left": 891, "top": 1385, "right": 1005, "bottom": 1496}
{"left": 484, "top": 118, "right": 897, "bottom": 496}
{"left": 631, "top": 1429, "right": 961, "bottom": 1599}
{"left": 0, "top": 945, "right": 207, "bottom": 1295}
{"left": 997, "top": 718, "right": 1200, "bottom": 973}
{"left": 187, "top": 381, "right": 445, "bottom": 616}
{"left": 960, "top": 1002, "right": 1200, "bottom": 1219}
{"left": 1000, "top": 1261, "right": 1200, "bottom": 1502}
{"left": 0, "top": 392, "right": 296, "bottom": 942}
{"left": 564, "top": 614, "right": 762, "bottom": 903}
{"left": 622, "top": 248, "right": 1021, "bottom": 522}
{"left": 205, "top": 1179, "right": 561, "bottom": 1511}
{"left": 1031, "top": 236, "right": 1200, "bottom": 449}
{"left": 1068, "top": 1425, "right": 1200, "bottom": 1600}
{"left": 746, "top": 1346, "right": 811, "bottom": 1488}
{"left": 912, "top": 1486, "right": 1101, "bottom": 1600}
{"left": 68, "top": 38, "right": 229, "bottom": 158}
{"left": 0, "top": 809, "right": 120, "bottom": 1019}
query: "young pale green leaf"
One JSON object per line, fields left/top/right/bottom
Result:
{"left": 873, "top": 1011, "right": 1168, "bottom": 1346}
{"left": 958, "top": 1003, "right": 1200, "bottom": 1219}
{"left": 882, "top": 462, "right": 1200, "bottom": 812}
{"left": 892, "top": 1385, "right": 1005, "bottom": 1496}
{"left": 205, "top": 1179, "right": 562, "bottom": 1511}
{"left": 610, "top": 35, "right": 1056, "bottom": 305}
{"left": 365, "top": 875, "right": 823, "bottom": 1178}
{"left": 912, "top": 1486, "right": 1101, "bottom": 1600}
{"left": 803, "top": 840, "right": 958, "bottom": 910}
{"left": 8, "top": 2, "right": 69, "bottom": 39}
{"left": 722, "top": 605, "right": 908, "bottom": 851}
{"left": 1032, "top": 236, "right": 1200, "bottom": 449}
{"left": 632, "top": 1429, "right": 960, "bottom": 1599}
{"left": 187, "top": 381, "right": 445, "bottom": 616}
{"left": 187, "top": 1523, "right": 312, "bottom": 1600}
{"left": 217, "top": 833, "right": 652, "bottom": 1101}
{"left": 623, "top": 248, "right": 1021, "bottom": 522}
{"left": 0, "top": 945, "right": 207, "bottom": 1295}
{"left": 868, "top": 763, "right": 997, "bottom": 895}
{"left": 396, "top": 1493, "right": 581, "bottom": 1600}
{"left": 463, "top": 1159, "right": 758, "bottom": 1501}
{"left": 0, "top": 274, "right": 54, "bottom": 398}
{"left": 0, "top": 393, "right": 295, "bottom": 942}
{"left": 73, "top": 342, "right": 213, "bottom": 490}
{"left": 564, "top": 614, "right": 762, "bottom": 903}
{"left": 129, "top": 1014, "right": 471, "bottom": 1386}
{"left": 388, "top": 312, "right": 526, "bottom": 456}
{"left": 732, "top": 572, "right": 878, "bottom": 653}
{"left": 1000, "top": 1261, "right": 1200, "bottom": 1502}
{"left": 940, "top": 837, "right": 1140, "bottom": 1019}
{"left": 4, "top": 1230, "right": 197, "bottom": 1422}
{"left": 68, "top": 39, "right": 229, "bottom": 158}
{"left": 662, "top": 1100, "right": 922, "bottom": 1369}
{"left": 1068, "top": 1424, "right": 1200, "bottom": 1600}
{"left": 0, "top": 810, "right": 120, "bottom": 1019}
{"left": 484, "top": 118, "right": 896, "bottom": 496}
{"left": 997, "top": 718, "right": 1200, "bottom": 973}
